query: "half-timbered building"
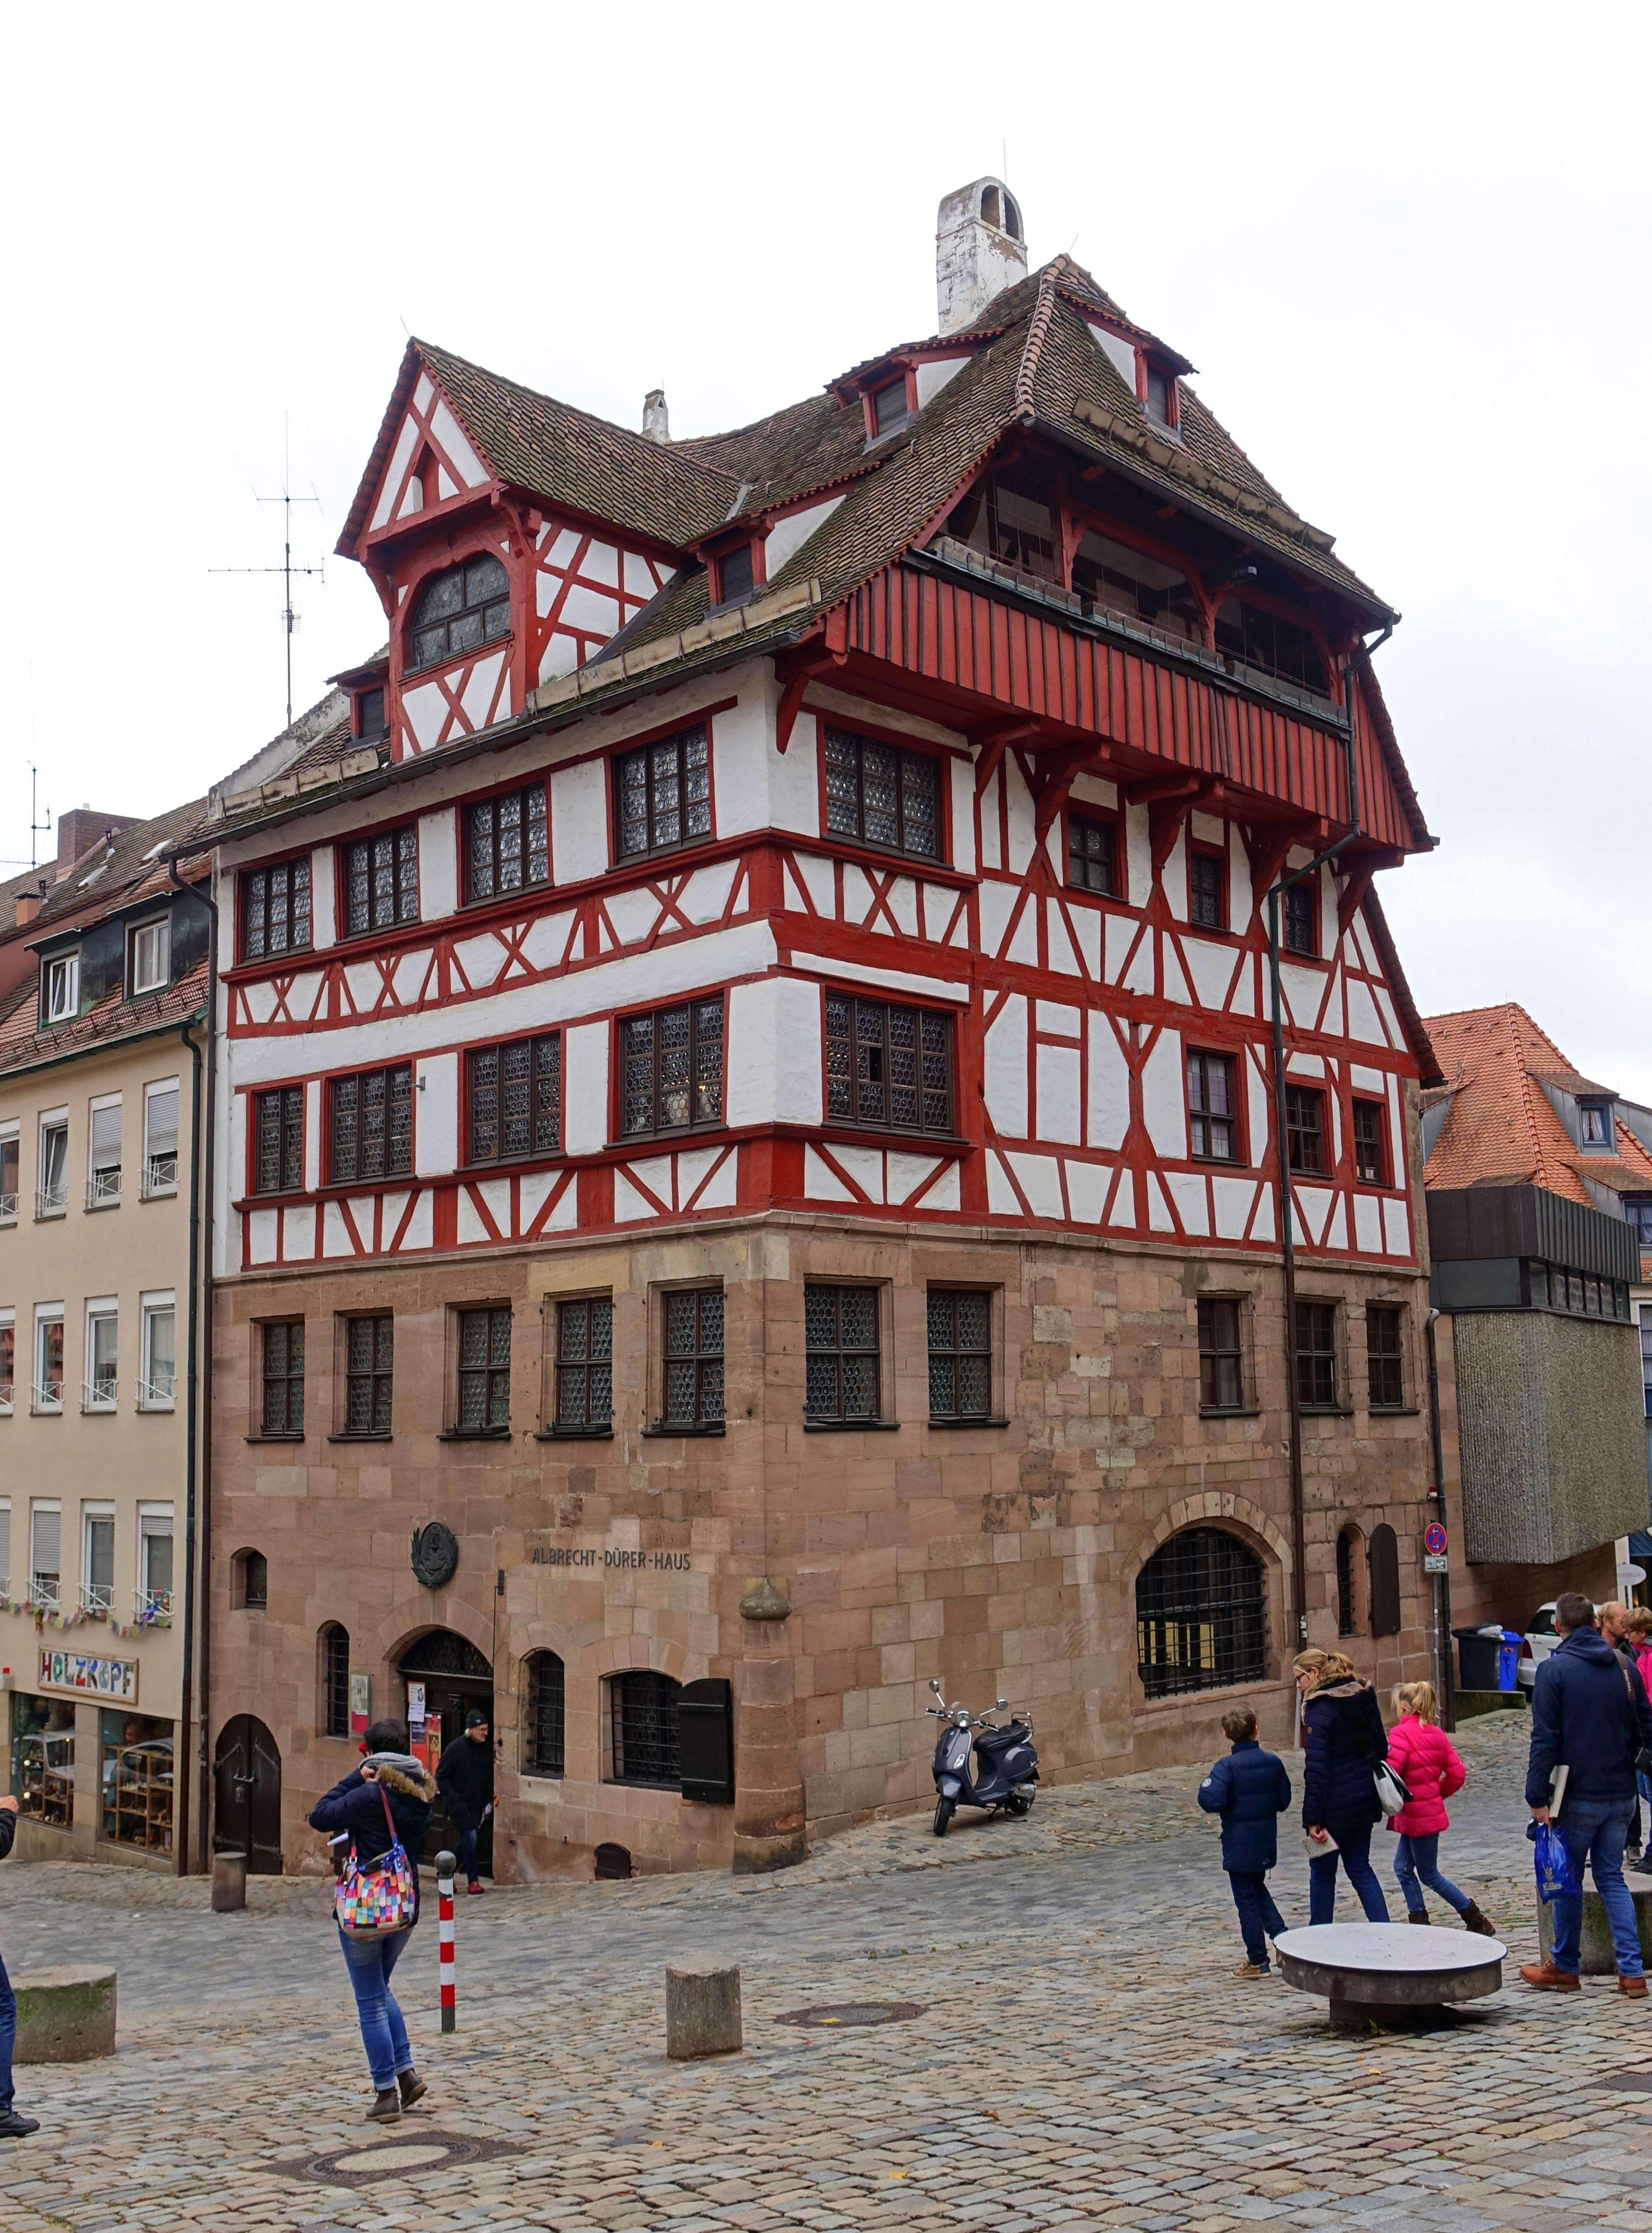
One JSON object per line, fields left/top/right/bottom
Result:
{"left": 191, "top": 180, "right": 1445, "bottom": 1877}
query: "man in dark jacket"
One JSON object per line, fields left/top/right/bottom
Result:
{"left": 1199, "top": 1706, "right": 1293, "bottom": 1976}
{"left": 1523, "top": 1591, "right": 1652, "bottom": 1994}
{"left": 0, "top": 1793, "right": 39, "bottom": 2137}
{"left": 436, "top": 1710, "right": 494, "bottom": 1893}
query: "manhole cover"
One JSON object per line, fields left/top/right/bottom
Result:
{"left": 1597, "top": 2073, "right": 1652, "bottom": 2093}
{"left": 774, "top": 2002, "right": 925, "bottom": 2028}
{"left": 291, "top": 2128, "right": 523, "bottom": 2187}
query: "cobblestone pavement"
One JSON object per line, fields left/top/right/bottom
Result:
{"left": 7, "top": 1706, "right": 1652, "bottom": 2233}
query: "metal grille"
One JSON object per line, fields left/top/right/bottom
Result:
{"left": 617, "top": 726, "right": 711, "bottom": 858}
{"left": 467, "top": 1037, "right": 560, "bottom": 1163}
{"left": 328, "top": 1066, "right": 412, "bottom": 1184}
{"left": 345, "top": 1314, "right": 393, "bottom": 1434}
{"left": 457, "top": 1307, "right": 511, "bottom": 1431}
{"left": 611, "top": 1670, "right": 681, "bottom": 1788}
{"left": 1336, "top": 1528, "right": 1358, "bottom": 1636}
{"left": 661, "top": 1290, "right": 723, "bottom": 1426}
{"left": 261, "top": 1321, "right": 305, "bottom": 1436}
{"left": 1198, "top": 1297, "right": 1244, "bottom": 1410}
{"left": 241, "top": 857, "right": 311, "bottom": 961}
{"left": 806, "top": 1285, "right": 879, "bottom": 1420}
{"left": 1188, "top": 1053, "right": 1235, "bottom": 1161}
{"left": 465, "top": 782, "right": 549, "bottom": 901}
{"left": 1295, "top": 1301, "right": 1338, "bottom": 1409}
{"left": 927, "top": 1290, "right": 990, "bottom": 1418}
{"left": 557, "top": 1298, "right": 613, "bottom": 1428}
{"left": 343, "top": 825, "right": 420, "bottom": 937}
{"left": 824, "top": 996, "right": 952, "bottom": 1134}
{"left": 323, "top": 1624, "right": 350, "bottom": 1737}
{"left": 409, "top": 555, "right": 510, "bottom": 671}
{"left": 1067, "top": 814, "right": 1115, "bottom": 895}
{"left": 823, "top": 728, "right": 938, "bottom": 858}
{"left": 621, "top": 999, "right": 723, "bottom": 1136}
{"left": 525, "top": 1653, "right": 565, "bottom": 1777}
{"left": 254, "top": 1086, "right": 304, "bottom": 1194}
{"left": 1136, "top": 1528, "right": 1266, "bottom": 1700}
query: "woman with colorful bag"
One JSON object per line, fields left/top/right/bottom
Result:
{"left": 308, "top": 1718, "right": 438, "bottom": 2123}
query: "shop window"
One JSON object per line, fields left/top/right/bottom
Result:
{"left": 240, "top": 857, "right": 311, "bottom": 962}
{"left": 620, "top": 998, "right": 724, "bottom": 1137}
{"left": 1197, "top": 1297, "right": 1245, "bottom": 1411}
{"left": 467, "top": 1036, "right": 561, "bottom": 1164}
{"left": 1285, "top": 1086, "right": 1325, "bottom": 1174}
{"left": 253, "top": 1084, "right": 304, "bottom": 1195}
{"left": 524, "top": 1652, "right": 565, "bottom": 1778}
{"left": 12, "top": 1693, "right": 75, "bottom": 1828}
{"left": 805, "top": 1284, "right": 881, "bottom": 1424}
{"left": 342, "top": 824, "right": 420, "bottom": 938}
{"left": 143, "top": 1080, "right": 179, "bottom": 1197}
{"left": 1283, "top": 880, "right": 1317, "bottom": 956}
{"left": 554, "top": 1298, "right": 613, "bottom": 1431}
{"left": 87, "top": 1097, "right": 121, "bottom": 1208}
{"left": 927, "top": 1289, "right": 991, "bottom": 1421}
{"left": 342, "top": 1314, "right": 394, "bottom": 1437}
{"left": 138, "top": 1506, "right": 173, "bottom": 1620}
{"left": 100, "top": 1710, "right": 174, "bottom": 1856}
{"left": 1188, "top": 1052, "right": 1237, "bottom": 1162}
{"left": 1366, "top": 1305, "right": 1406, "bottom": 1410}
{"left": 1369, "top": 1523, "right": 1401, "bottom": 1637}
{"left": 261, "top": 1320, "right": 305, "bottom": 1437}
{"left": 658, "top": 1289, "right": 724, "bottom": 1430}
{"left": 617, "top": 726, "right": 711, "bottom": 860}
{"left": 1067, "top": 813, "right": 1117, "bottom": 897}
{"left": 465, "top": 781, "right": 549, "bottom": 902}
{"left": 609, "top": 1670, "right": 682, "bottom": 1789}
{"left": 328, "top": 1064, "right": 413, "bottom": 1185}
{"left": 408, "top": 554, "right": 510, "bottom": 672}
{"left": 823, "top": 728, "right": 940, "bottom": 860}
{"left": 322, "top": 1624, "right": 350, "bottom": 1738}
{"left": 1352, "top": 1100, "right": 1387, "bottom": 1185}
{"left": 1294, "top": 1300, "right": 1339, "bottom": 1410}
{"left": 234, "top": 1549, "right": 269, "bottom": 1612}
{"left": 139, "top": 1293, "right": 175, "bottom": 1409}
{"left": 455, "top": 1306, "right": 511, "bottom": 1434}
{"left": 825, "top": 994, "right": 953, "bottom": 1135}
{"left": 1135, "top": 1527, "right": 1267, "bottom": 1699}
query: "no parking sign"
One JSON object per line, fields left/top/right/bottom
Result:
{"left": 1423, "top": 1521, "right": 1448, "bottom": 1573}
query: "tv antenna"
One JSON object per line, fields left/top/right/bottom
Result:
{"left": 210, "top": 426, "right": 324, "bottom": 728}
{"left": 28, "top": 762, "right": 51, "bottom": 870}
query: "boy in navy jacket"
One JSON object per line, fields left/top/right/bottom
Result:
{"left": 1198, "top": 1706, "right": 1293, "bottom": 1977}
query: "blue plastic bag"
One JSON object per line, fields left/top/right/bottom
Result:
{"left": 1529, "top": 1818, "right": 1579, "bottom": 1904}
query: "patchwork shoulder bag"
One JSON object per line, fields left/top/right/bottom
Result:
{"left": 335, "top": 1783, "right": 418, "bottom": 1938}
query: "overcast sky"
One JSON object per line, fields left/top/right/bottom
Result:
{"left": 3, "top": 5, "right": 1646, "bottom": 1091}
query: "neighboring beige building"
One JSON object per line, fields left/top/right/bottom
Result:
{"left": 0, "top": 805, "right": 210, "bottom": 1870}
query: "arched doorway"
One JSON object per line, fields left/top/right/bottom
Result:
{"left": 214, "top": 1715, "right": 283, "bottom": 1874}
{"left": 398, "top": 1630, "right": 494, "bottom": 1874}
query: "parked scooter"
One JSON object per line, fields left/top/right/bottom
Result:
{"left": 925, "top": 1678, "right": 1040, "bottom": 1835}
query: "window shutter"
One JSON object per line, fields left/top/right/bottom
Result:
{"left": 676, "top": 1677, "right": 735, "bottom": 1804}
{"left": 146, "top": 1088, "right": 179, "bottom": 1161}
{"left": 1368, "top": 1523, "right": 1401, "bottom": 1637}
{"left": 90, "top": 1102, "right": 122, "bottom": 1172}
{"left": 31, "top": 1507, "right": 60, "bottom": 1578}
{"left": 0, "top": 1507, "right": 9, "bottom": 1585}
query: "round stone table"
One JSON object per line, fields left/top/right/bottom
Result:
{"left": 1273, "top": 1923, "right": 1505, "bottom": 2031}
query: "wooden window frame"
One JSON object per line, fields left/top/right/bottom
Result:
{"left": 239, "top": 854, "right": 313, "bottom": 964}
{"left": 608, "top": 1668, "right": 682, "bottom": 1788}
{"left": 821, "top": 726, "right": 945, "bottom": 865}
{"left": 327, "top": 1065, "right": 413, "bottom": 1187}
{"left": 259, "top": 1319, "right": 306, "bottom": 1439}
{"left": 710, "top": 541, "right": 763, "bottom": 607}
{"left": 1187, "top": 1050, "right": 1240, "bottom": 1164}
{"left": 1284, "top": 1085, "right": 1326, "bottom": 1175}
{"left": 1293, "top": 1299, "right": 1341, "bottom": 1412}
{"left": 1197, "top": 1295, "right": 1247, "bottom": 1412}
{"left": 654, "top": 1287, "right": 724, "bottom": 1432}
{"left": 551, "top": 1295, "right": 613, "bottom": 1435}
{"left": 805, "top": 1284, "right": 883, "bottom": 1425}
{"left": 1365, "top": 1304, "right": 1407, "bottom": 1411}
{"left": 1351, "top": 1098, "right": 1387, "bottom": 1186}
{"left": 617, "top": 995, "right": 725, "bottom": 1144}
{"left": 1282, "top": 879, "right": 1318, "bottom": 957}
{"left": 127, "top": 916, "right": 171, "bottom": 998}
{"left": 823, "top": 992, "right": 955, "bottom": 1138}
{"left": 523, "top": 1652, "right": 565, "bottom": 1778}
{"left": 452, "top": 1305, "right": 512, "bottom": 1437}
{"left": 463, "top": 779, "right": 550, "bottom": 906}
{"left": 339, "top": 823, "right": 420, "bottom": 941}
{"left": 1066, "top": 809, "right": 1122, "bottom": 899}
{"left": 251, "top": 1085, "right": 304, "bottom": 1197}
{"left": 1188, "top": 844, "right": 1227, "bottom": 932}
{"left": 614, "top": 724, "right": 713, "bottom": 865}
{"left": 321, "top": 1624, "right": 350, "bottom": 1738}
{"left": 926, "top": 1288, "right": 994, "bottom": 1423}
{"left": 465, "top": 1035, "right": 562, "bottom": 1167}
{"left": 340, "top": 1313, "right": 394, "bottom": 1438}
{"left": 405, "top": 552, "right": 512, "bottom": 676}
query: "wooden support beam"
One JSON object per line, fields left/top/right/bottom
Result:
{"left": 773, "top": 649, "right": 838, "bottom": 754}
{"left": 1335, "top": 848, "right": 1402, "bottom": 934}
{"left": 971, "top": 720, "right": 1040, "bottom": 800}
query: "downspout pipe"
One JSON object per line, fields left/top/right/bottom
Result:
{"left": 1425, "top": 1307, "right": 1457, "bottom": 1732}
{"left": 173, "top": 1018, "right": 202, "bottom": 1877}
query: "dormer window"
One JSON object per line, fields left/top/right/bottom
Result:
{"left": 128, "top": 919, "right": 170, "bottom": 997}
{"left": 1580, "top": 1099, "right": 1615, "bottom": 1148}
{"left": 44, "top": 953, "right": 78, "bottom": 1023}
{"left": 356, "top": 687, "right": 386, "bottom": 741}
{"left": 407, "top": 555, "right": 510, "bottom": 673}
{"left": 715, "top": 543, "right": 754, "bottom": 604}
{"left": 1145, "top": 368, "right": 1174, "bottom": 426}
{"left": 872, "top": 381, "right": 908, "bottom": 436}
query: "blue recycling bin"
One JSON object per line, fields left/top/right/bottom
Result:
{"left": 1497, "top": 1630, "right": 1521, "bottom": 1691}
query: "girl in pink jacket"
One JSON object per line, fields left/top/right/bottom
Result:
{"left": 1386, "top": 1682, "right": 1497, "bottom": 1935}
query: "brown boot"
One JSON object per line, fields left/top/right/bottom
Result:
{"left": 1406, "top": 1908, "right": 1430, "bottom": 1924}
{"left": 1519, "top": 1959, "right": 1580, "bottom": 1993}
{"left": 1619, "top": 1973, "right": 1649, "bottom": 1998}
{"left": 1460, "top": 1901, "right": 1498, "bottom": 1939}
{"left": 397, "top": 2069, "right": 428, "bottom": 2106}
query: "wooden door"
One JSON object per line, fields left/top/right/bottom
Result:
{"left": 214, "top": 1714, "right": 284, "bottom": 1874}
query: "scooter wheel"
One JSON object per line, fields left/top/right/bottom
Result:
{"left": 933, "top": 1798, "right": 955, "bottom": 1837}
{"left": 1005, "top": 1794, "right": 1031, "bottom": 1817}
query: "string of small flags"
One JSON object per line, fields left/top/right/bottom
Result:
{"left": 0, "top": 1592, "right": 170, "bottom": 1639}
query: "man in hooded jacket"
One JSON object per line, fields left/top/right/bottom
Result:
{"left": 436, "top": 1710, "right": 494, "bottom": 1893}
{"left": 1523, "top": 1591, "right": 1652, "bottom": 1994}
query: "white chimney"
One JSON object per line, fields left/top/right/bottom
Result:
{"left": 936, "top": 177, "right": 1028, "bottom": 337}
{"left": 642, "top": 389, "right": 670, "bottom": 443}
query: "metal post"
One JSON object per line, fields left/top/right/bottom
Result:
{"left": 436, "top": 1849, "right": 457, "bottom": 2033}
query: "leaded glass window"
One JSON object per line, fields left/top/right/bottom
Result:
{"left": 556, "top": 1298, "right": 613, "bottom": 1430}
{"left": 804, "top": 1284, "right": 879, "bottom": 1422}
{"left": 660, "top": 1290, "right": 723, "bottom": 1428}
{"left": 465, "top": 782, "right": 549, "bottom": 902}
{"left": 927, "top": 1290, "right": 990, "bottom": 1420}
{"left": 621, "top": 999, "right": 723, "bottom": 1136}
{"left": 1189, "top": 850, "right": 1225, "bottom": 929}
{"left": 241, "top": 857, "right": 311, "bottom": 961}
{"left": 408, "top": 554, "right": 511, "bottom": 671}
{"left": 617, "top": 726, "right": 711, "bottom": 859}
{"left": 467, "top": 1037, "right": 560, "bottom": 1164}
{"left": 254, "top": 1085, "right": 303, "bottom": 1194}
{"left": 328, "top": 1066, "right": 412, "bottom": 1185}
{"left": 456, "top": 1306, "right": 511, "bottom": 1433}
{"left": 344, "top": 1314, "right": 393, "bottom": 1435}
{"left": 261, "top": 1321, "right": 304, "bottom": 1436}
{"left": 823, "top": 728, "right": 939, "bottom": 859}
{"left": 343, "top": 825, "right": 419, "bottom": 936}
{"left": 824, "top": 996, "right": 952, "bottom": 1134}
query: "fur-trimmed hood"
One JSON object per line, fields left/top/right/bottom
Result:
{"left": 369, "top": 1758, "right": 438, "bottom": 1803}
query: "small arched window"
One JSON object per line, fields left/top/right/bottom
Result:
{"left": 321, "top": 1623, "right": 350, "bottom": 1737}
{"left": 523, "top": 1651, "right": 565, "bottom": 1779}
{"left": 981, "top": 184, "right": 1001, "bottom": 229}
{"left": 1369, "top": 1524, "right": 1401, "bottom": 1638}
{"left": 235, "top": 1549, "right": 268, "bottom": 1612}
{"left": 1136, "top": 1527, "right": 1266, "bottom": 1699}
{"left": 407, "top": 555, "right": 510, "bottom": 673}
{"left": 1336, "top": 1526, "right": 1367, "bottom": 1637}
{"left": 1003, "top": 192, "right": 1022, "bottom": 242}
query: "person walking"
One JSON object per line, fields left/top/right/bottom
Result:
{"left": 1293, "top": 1648, "right": 1392, "bottom": 1925}
{"left": 1521, "top": 1591, "right": 1652, "bottom": 1996}
{"left": 0, "top": 1793, "right": 38, "bottom": 2140}
{"left": 309, "top": 1718, "right": 438, "bottom": 2121}
{"left": 1198, "top": 1705, "right": 1293, "bottom": 1977}
{"left": 436, "top": 1709, "right": 494, "bottom": 1895}
{"left": 1599, "top": 1601, "right": 1645, "bottom": 1859}
{"left": 1629, "top": 1609, "right": 1652, "bottom": 1878}
{"left": 1384, "top": 1681, "right": 1497, "bottom": 1935}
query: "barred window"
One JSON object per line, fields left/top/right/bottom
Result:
{"left": 1198, "top": 1297, "right": 1244, "bottom": 1410}
{"left": 823, "top": 728, "right": 940, "bottom": 859}
{"left": 611, "top": 1669, "right": 681, "bottom": 1788}
{"left": 1285, "top": 1086, "right": 1325, "bottom": 1174}
{"left": 1067, "top": 814, "right": 1115, "bottom": 896}
{"left": 1283, "top": 880, "right": 1317, "bottom": 955}
{"left": 927, "top": 1290, "right": 990, "bottom": 1419}
{"left": 467, "top": 1037, "right": 560, "bottom": 1164}
{"left": 1188, "top": 1053, "right": 1236, "bottom": 1161}
{"left": 621, "top": 999, "right": 723, "bottom": 1137}
{"left": 1352, "top": 1100, "right": 1386, "bottom": 1185}
{"left": 322, "top": 1624, "right": 350, "bottom": 1738}
{"left": 805, "top": 1285, "right": 879, "bottom": 1422}
{"left": 241, "top": 857, "right": 311, "bottom": 962}
{"left": 556, "top": 1298, "right": 612, "bottom": 1430}
{"left": 1190, "top": 850, "right": 1225, "bottom": 930}
{"left": 1366, "top": 1305, "right": 1405, "bottom": 1409}
{"left": 343, "top": 825, "right": 419, "bottom": 937}
{"left": 466, "top": 782, "right": 549, "bottom": 902}
{"left": 344, "top": 1314, "right": 393, "bottom": 1435}
{"left": 524, "top": 1652, "right": 565, "bottom": 1777}
{"left": 409, "top": 554, "right": 510, "bottom": 671}
{"left": 661, "top": 1290, "right": 723, "bottom": 1428}
{"left": 328, "top": 1066, "right": 412, "bottom": 1185}
{"left": 617, "top": 726, "right": 711, "bottom": 859}
{"left": 261, "top": 1321, "right": 305, "bottom": 1437}
{"left": 1136, "top": 1528, "right": 1266, "bottom": 1699}
{"left": 825, "top": 996, "right": 952, "bottom": 1134}
{"left": 1295, "top": 1300, "right": 1339, "bottom": 1410}
{"left": 456, "top": 1306, "right": 511, "bottom": 1433}
{"left": 253, "top": 1086, "right": 303, "bottom": 1195}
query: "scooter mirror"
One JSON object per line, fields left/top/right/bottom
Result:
{"left": 929, "top": 1679, "right": 944, "bottom": 1698}
{"left": 995, "top": 1699, "right": 1008, "bottom": 1710}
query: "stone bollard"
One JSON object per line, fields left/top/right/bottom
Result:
{"left": 211, "top": 1850, "right": 248, "bottom": 1913}
{"left": 15, "top": 1968, "right": 116, "bottom": 2063}
{"left": 1538, "top": 1888, "right": 1652, "bottom": 1975}
{"left": 665, "top": 1961, "right": 742, "bottom": 2059}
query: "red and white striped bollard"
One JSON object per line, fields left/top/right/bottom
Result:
{"left": 435, "top": 1848, "right": 457, "bottom": 2033}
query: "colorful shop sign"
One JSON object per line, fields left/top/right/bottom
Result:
{"left": 38, "top": 1649, "right": 137, "bottom": 1701}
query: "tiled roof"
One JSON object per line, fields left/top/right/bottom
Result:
{"left": 0, "top": 796, "right": 214, "bottom": 968}
{"left": 1421, "top": 1003, "right": 1652, "bottom": 1209}
{"left": 0, "top": 957, "right": 209, "bottom": 1076}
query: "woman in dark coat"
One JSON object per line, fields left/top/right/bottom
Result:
{"left": 1293, "top": 1649, "right": 1392, "bottom": 1925}
{"left": 309, "top": 1717, "right": 438, "bottom": 2122}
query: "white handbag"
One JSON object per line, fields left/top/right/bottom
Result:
{"left": 1373, "top": 1760, "right": 1411, "bottom": 1815}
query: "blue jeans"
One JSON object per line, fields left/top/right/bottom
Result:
{"left": 0, "top": 1948, "right": 13, "bottom": 2112}
{"left": 457, "top": 1826, "right": 480, "bottom": 1885}
{"left": 1227, "top": 1870, "right": 1286, "bottom": 1967}
{"left": 1550, "top": 1795, "right": 1643, "bottom": 1977}
{"left": 1393, "top": 1832, "right": 1471, "bottom": 1917}
{"left": 1309, "top": 1821, "right": 1391, "bottom": 1925}
{"left": 338, "top": 1925, "right": 415, "bottom": 2091}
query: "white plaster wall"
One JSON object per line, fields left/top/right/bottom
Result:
{"left": 771, "top": 710, "right": 821, "bottom": 840}
{"left": 551, "top": 759, "right": 609, "bottom": 884}
{"left": 563, "top": 1022, "right": 609, "bottom": 1154}
{"left": 1087, "top": 323, "right": 1138, "bottom": 390}
{"left": 414, "top": 1053, "right": 458, "bottom": 1176}
{"left": 303, "top": 1081, "right": 321, "bottom": 1191}
{"left": 310, "top": 848, "right": 336, "bottom": 949}
{"left": 1141, "top": 1030, "right": 1186, "bottom": 1158}
{"left": 764, "top": 495, "right": 844, "bottom": 580}
{"left": 1125, "top": 804, "right": 1151, "bottom": 907}
{"left": 1035, "top": 1045, "right": 1081, "bottom": 1144}
{"left": 1087, "top": 1016, "right": 1130, "bottom": 1150}
{"left": 984, "top": 995, "right": 1028, "bottom": 1137}
{"left": 418, "top": 808, "right": 459, "bottom": 920}
{"left": 711, "top": 685, "right": 770, "bottom": 840}
{"left": 915, "top": 357, "right": 967, "bottom": 408}
{"left": 727, "top": 977, "right": 822, "bottom": 1128}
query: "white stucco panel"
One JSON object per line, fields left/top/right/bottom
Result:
{"left": 710, "top": 689, "right": 767, "bottom": 840}
{"left": 977, "top": 880, "right": 1017, "bottom": 959}
{"left": 1353, "top": 1194, "right": 1384, "bottom": 1254}
{"left": 453, "top": 934, "right": 506, "bottom": 991}
{"left": 1141, "top": 1031, "right": 1185, "bottom": 1159}
{"left": 551, "top": 758, "right": 609, "bottom": 885}
{"left": 912, "top": 1159, "right": 961, "bottom": 1213}
{"left": 414, "top": 1053, "right": 458, "bottom": 1176}
{"left": 1007, "top": 900, "right": 1039, "bottom": 969}
{"left": 1144, "top": 1172, "right": 1174, "bottom": 1233}
{"left": 1064, "top": 1158, "right": 1108, "bottom": 1226}
{"left": 1161, "top": 940, "right": 1192, "bottom": 1005}
{"left": 460, "top": 650, "right": 507, "bottom": 732}
{"left": 887, "top": 1152, "right": 942, "bottom": 1207}
{"left": 951, "top": 756, "right": 977, "bottom": 877}
{"left": 804, "top": 1144, "right": 856, "bottom": 1203}
{"left": 1007, "top": 1151, "right": 1064, "bottom": 1219}
{"left": 1165, "top": 1171, "right": 1210, "bottom": 1236}
{"left": 1383, "top": 1198, "right": 1411, "bottom": 1257}
{"left": 430, "top": 398, "right": 487, "bottom": 487}
{"left": 401, "top": 680, "right": 447, "bottom": 754}
{"left": 1108, "top": 1170, "right": 1137, "bottom": 1228}
{"left": 522, "top": 911, "right": 576, "bottom": 972}
{"left": 771, "top": 714, "right": 820, "bottom": 840}
{"left": 247, "top": 1207, "right": 278, "bottom": 1265}
{"left": 418, "top": 808, "right": 458, "bottom": 919}
{"left": 372, "top": 413, "right": 421, "bottom": 530}
{"left": 1035, "top": 1045, "right": 1081, "bottom": 1145}
{"left": 563, "top": 1021, "right": 608, "bottom": 1155}
{"left": 602, "top": 887, "right": 657, "bottom": 946}
{"left": 728, "top": 977, "right": 821, "bottom": 1128}
{"left": 764, "top": 494, "right": 846, "bottom": 579}
{"left": 986, "top": 1150, "right": 1020, "bottom": 1215}
{"left": 1212, "top": 1176, "right": 1256, "bottom": 1240}
{"left": 1181, "top": 937, "right": 1238, "bottom": 1011}
{"left": 1086, "top": 1014, "right": 1130, "bottom": 1151}
{"left": 984, "top": 995, "right": 1028, "bottom": 1137}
